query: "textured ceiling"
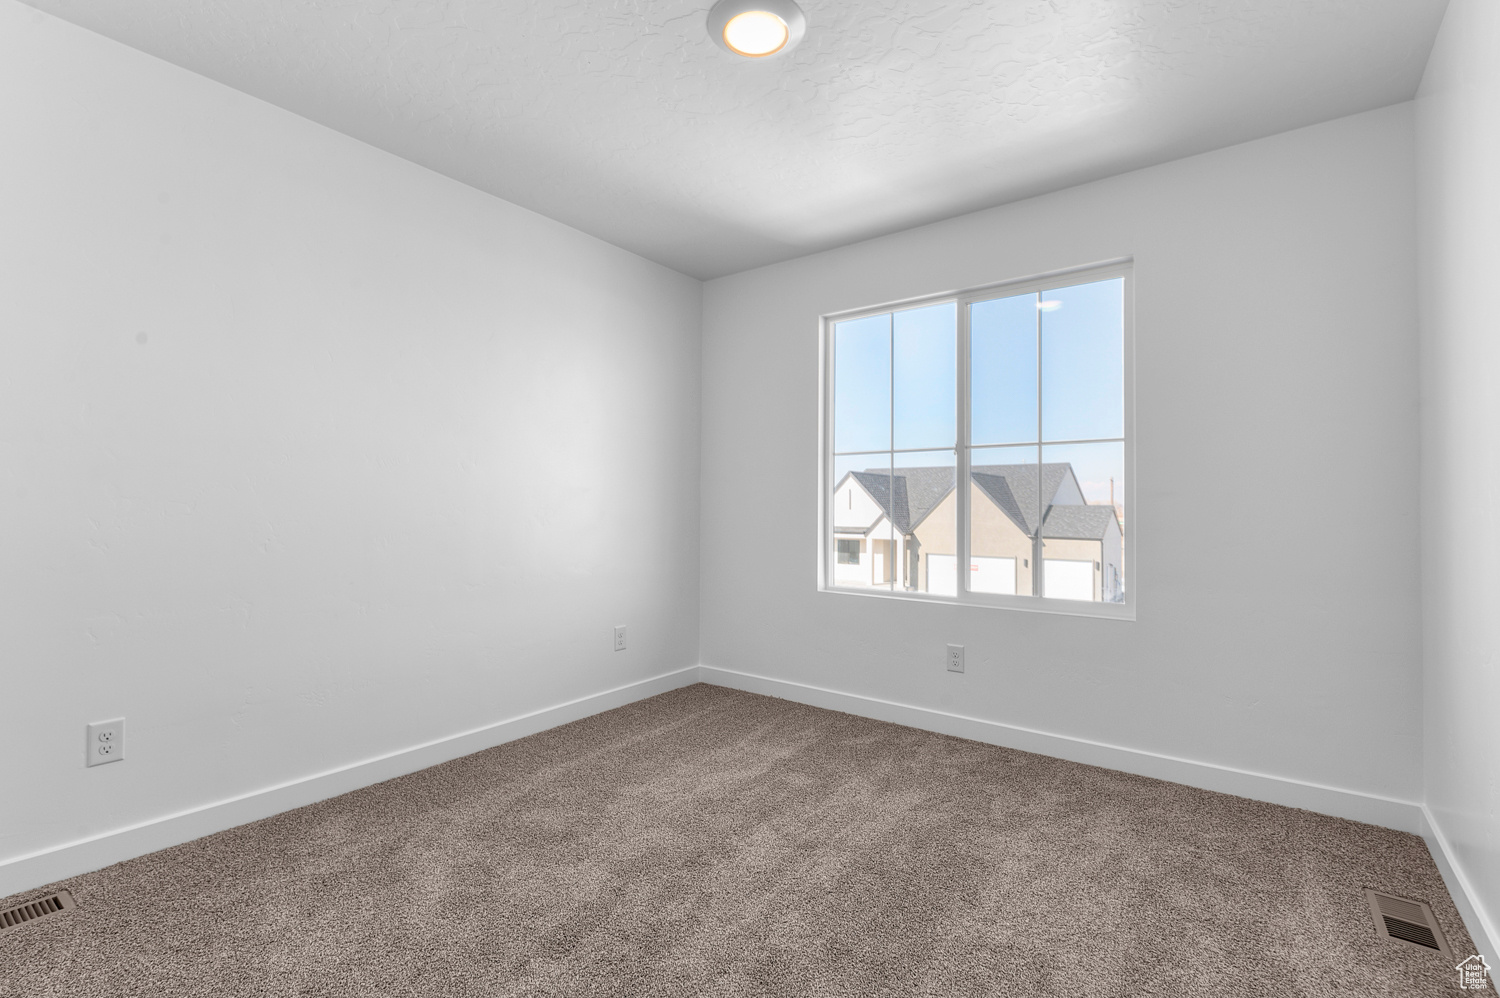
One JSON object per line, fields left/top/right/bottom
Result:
{"left": 23, "top": 0, "right": 1447, "bottom": 278}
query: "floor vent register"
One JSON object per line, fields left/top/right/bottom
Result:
{"left": 0, "top": 890, "right": 75, "bottom": 933}
{"left": 1364, "top": 888, "right": 1451, "bottom": 957}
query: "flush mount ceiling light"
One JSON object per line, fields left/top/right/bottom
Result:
{"left": 707, "top": 0, "right": 806, "bottom": 58}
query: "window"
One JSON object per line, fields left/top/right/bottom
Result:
{"left": 821, "top": 263, "right": 1131, "bottom": 617}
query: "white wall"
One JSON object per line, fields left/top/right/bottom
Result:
{"left": 701, "top": 104, "right": 1421, "bottom": 801}
{"left": 1417, "top": 0, "right": 1500, "bottom": 954}
{"left": 0, "top": 1, "right": 701, "bottom": 879}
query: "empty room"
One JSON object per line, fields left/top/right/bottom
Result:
{"left": 1, "top": 0, "right": 1496, "bottom": 994}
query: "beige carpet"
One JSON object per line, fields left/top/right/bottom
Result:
{"left": 0, "top": 684, "right": 1484, "bottom": 996}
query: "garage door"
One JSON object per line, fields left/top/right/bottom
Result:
{"left": 970, "top": 557, "right": 1016, "bottom": 595}
{"left": 925, "top": 554, "right": 958, "bottom": 595}
{"left": 1043, "top": 559, "right": 1094, "bottom": 601}
{"left": 927, "top": 555, "right": 1016, "bottom": 595}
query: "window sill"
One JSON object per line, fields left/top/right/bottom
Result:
{"left": 817, "top": 584, "right": 1136, "bottom": 621}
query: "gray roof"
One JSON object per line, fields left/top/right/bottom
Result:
{"left": 970, "top": 463, "right": 1073, "bottom": 536}
{"left": 849, "top": 466, "right": 955, "bottom": 534}
{"left": 1040, "top": 503, "right": 1120, "bottom": 541}
{"left": 846, "top": 462, "right": 1119, "bottom": 539}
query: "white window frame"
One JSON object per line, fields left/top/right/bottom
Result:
{"left": 817, "top": 259, "right": 1135, "bottom": 620}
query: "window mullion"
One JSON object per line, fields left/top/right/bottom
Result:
{"left": 888, "top": 313, "right": 896, "bottom": 591}
{"left": 958, "top": 299, "right": 970, "bottom": 597}
{"left": 1034, "top": 292, "right": 1044, "bottom": 598}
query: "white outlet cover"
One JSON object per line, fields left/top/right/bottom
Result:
{"left": 614, "top": 625, "right": 627, "bottom": 651}
{"left": 86, "top": 718, "right": 125, "bottom": 767}
{"left": 946, "top": 644, "right": 965, "bottom": 674}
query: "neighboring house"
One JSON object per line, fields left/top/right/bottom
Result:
{"left": 831, "top": 466, "right": 951, "bottom": 589}
{"left": 831, "top": 463, "right": 1124, "bottom": 602}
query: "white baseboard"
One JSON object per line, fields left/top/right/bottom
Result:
{"left": 697, "top": 665, "right": 1426, "bottom": 833}
{"left": 697, "top": 666, "right": 1500, "bottom": 958}
{"left": 0, "top": 667, "right": 700, "bottom": 899}
{"left": 1422, "top": 805, "right": 1499, "bottom": 962}
{"left": 10, "top": 662, "right": 1492, "bottom": 972}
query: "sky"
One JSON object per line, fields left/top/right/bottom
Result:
{"left": 832, "top": 276, "right": 1124, "bottom": 509}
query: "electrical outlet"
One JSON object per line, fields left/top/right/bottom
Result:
{"left": 86, "top": 718, "right": 125, "bottom": 767}
{"left": 614, "top": 625, "right": 627, "bottom": 652}
{"left": 946, "top": 644, "right": 965, "bottom": 674}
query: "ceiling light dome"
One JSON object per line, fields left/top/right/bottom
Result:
{"left": 707, "top": 0, "right": 806, "bottom": 58}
